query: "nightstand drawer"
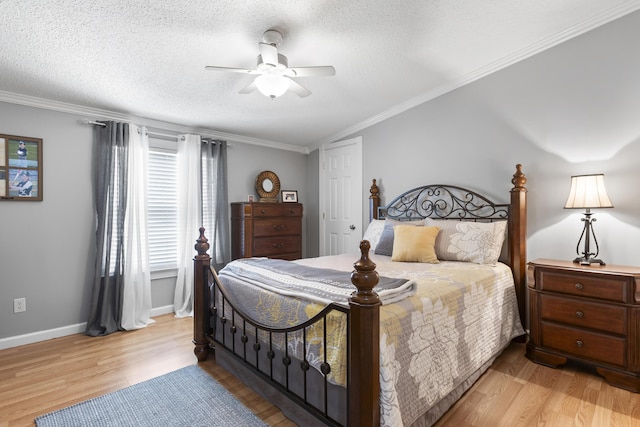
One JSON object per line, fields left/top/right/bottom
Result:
{"left": 538, "top": 269, "right": 628, "bottom": 303}
{"left": 540, "top": 294, "right": 626, "bottom": 334}
{"left": 541, "top": 322, "right": 626, "bottom": 367}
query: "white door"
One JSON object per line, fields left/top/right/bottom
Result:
{"left": 319, "top": 137, "right": 363, "bottom": 256}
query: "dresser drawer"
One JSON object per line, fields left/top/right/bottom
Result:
{"left": 541, "top": 322, "right": 626, "bottom": 367}
{"left": 538, "top": 269, "right": 628, "bottom": 303}
{"left": 253, "top": 219, "right": 302, "bottom": 237}
{"left": 250, "top": 204, "right": 302, "bottom": 218}
{"left": 540, "top": 294, "right": 626, "bottom": 335}
{"left": 252, "top": 236, "right": 302, "bottom": 257}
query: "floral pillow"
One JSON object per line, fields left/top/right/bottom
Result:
{"left": 424, "top": 218, "right": 507, "bottom": 265}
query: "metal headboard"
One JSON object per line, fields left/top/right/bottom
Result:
{"left": 377, "top": 184, "right": 509, "bottom": 221}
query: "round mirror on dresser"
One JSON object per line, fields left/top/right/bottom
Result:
{"left": 255, "top": 170, "right": 280, "bottom": 202}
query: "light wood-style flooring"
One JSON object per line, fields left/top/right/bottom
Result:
{"left": 1, "top": 314, "right": 639, "bottom": 426}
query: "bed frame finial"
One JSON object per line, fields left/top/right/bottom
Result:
{"left": 195, "top": 226, "right": 210, "bottom": 257}
{"left": 350, "top": 240, "right": 380, "bottom": 304}
{"left": 512, "top": 163, "right": 526, "bottom": 190}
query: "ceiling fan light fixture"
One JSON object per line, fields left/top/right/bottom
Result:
{"left": 255, "top": 73, "right": 291, "bottom": 99}
{"left": 205, "top": 29, "right": 335, "bottom": 98}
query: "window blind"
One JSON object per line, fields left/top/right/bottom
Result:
{"left": 148, "top": 149, "right": 178, "bottom": 270}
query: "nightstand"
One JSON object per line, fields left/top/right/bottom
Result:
{"left": 526, "top": 258, "right": 640, "bottom": 392}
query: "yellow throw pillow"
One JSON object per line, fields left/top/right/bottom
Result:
{"left": 391, "top": 225, "right": 440, "bottom": 263}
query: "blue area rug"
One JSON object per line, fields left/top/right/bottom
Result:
{"left": 35, "top": 365, "right": 268, "bottom": 427}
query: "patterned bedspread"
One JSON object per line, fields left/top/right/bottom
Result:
{"left": 217, "top": 254, "right": 524, "bottom": 427}
{"left": 217, "top": 258, "right": 415, "bottom": 388}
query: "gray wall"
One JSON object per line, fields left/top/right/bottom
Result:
{"left": 0, "top": 102, "right": 306, "bottom": 340}
{"left": 311, "top": 10, "right": 640, "bottom": 267}
{"left": 0, "top": 103, "right": 95, "bottom": 340}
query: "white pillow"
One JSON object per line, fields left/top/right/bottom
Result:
{"left": 361, "top": 219, "right": 386, "bottom": 251}
{"left": 424, "top": 218, "right": 507, "bottom": 265}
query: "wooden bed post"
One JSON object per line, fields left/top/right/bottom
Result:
{"left": 370, "top": 179, "right": 380, "bottom": 221}
{"left": 349, "top": 240, "right": 381, "bottom": 426}
{"left": 509, "top": 164, "right": 527, "bottom": 330}
{"left": 193, "top": 227, "right": 212, "bottom": 362}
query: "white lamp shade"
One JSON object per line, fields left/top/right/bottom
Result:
{"left": 564, "top": 174, "right": 613, "bottom": 209}
{"left": 254, "top": 74, "right": 291, "bottom": 99}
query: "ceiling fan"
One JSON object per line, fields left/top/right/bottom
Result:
{"left": 205, "top": 29, "right": 335, "bottom": 99}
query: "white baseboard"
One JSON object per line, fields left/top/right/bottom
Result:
{"left": 0, "top": 305, "right": 176, "bottom": 351}
{"left": 0, "top": 322, "right": 87, "bottom": 350}
{"left": 150, "top": 304, "right": 174, "bottom": 317}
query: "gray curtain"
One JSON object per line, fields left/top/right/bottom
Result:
{"left": 202, "top": 139, "right": 230, "bottom": 270}
{"left": 86, "top": 122, "right": 129, "bottom": 336}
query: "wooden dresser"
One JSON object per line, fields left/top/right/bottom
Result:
{"left": 526, "top": 258, "right": 640, "bottom": 392}
{"left": 231, "top": 202, "right": 303, "bottom": 261}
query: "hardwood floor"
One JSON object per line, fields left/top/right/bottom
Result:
{"left": 1, "top": 314, "right": 639, "bottom": 426}
{"left": 0, "top": 314, "right": 294, "bottom": 427}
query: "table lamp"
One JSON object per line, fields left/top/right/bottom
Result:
{"left": 564, "top": 174, "right": 613, "bottom": 265}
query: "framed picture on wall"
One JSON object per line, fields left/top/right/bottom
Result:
{"left": 281, "top": 190, "right": 298, "bottom": 203}
{"left": 0, "top": 134, "right": 43, "bottom": 201}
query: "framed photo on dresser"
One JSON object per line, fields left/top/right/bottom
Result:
{"left": 281, "top": 190, "right": 298, "bottom": 203}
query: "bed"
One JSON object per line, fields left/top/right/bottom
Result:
{"left": 192, "top": 164, "right": 528, "bottom": 426}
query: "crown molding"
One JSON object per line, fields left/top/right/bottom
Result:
{"left": 312, "top": 1, "right": 640, "bottom": 150}
{"left": 0, "top": 90, "right": 310, "bottom": 155}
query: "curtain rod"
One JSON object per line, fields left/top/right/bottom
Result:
{"left": 80, "top": 118, "right": 232, "bottom": 145}
{"left": 81, "top": 119, "right": 183, "bottom": 140}
{"left": 83, "top": 119, "right": 106, "bottom": 127}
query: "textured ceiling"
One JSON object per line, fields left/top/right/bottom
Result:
{"left": 1, "top": 1, "right": 640, "bottom": 151}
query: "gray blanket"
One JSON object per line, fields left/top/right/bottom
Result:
{"left": 219, "top": 257, "right": 415, "bottom": 307}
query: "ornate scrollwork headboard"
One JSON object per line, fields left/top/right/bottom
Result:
{"left": 378, "top": 184, "right": 509, "bottom": 222}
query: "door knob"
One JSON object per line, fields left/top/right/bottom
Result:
{"left": 349, "top": 225, "right": 356, "bottom": 230}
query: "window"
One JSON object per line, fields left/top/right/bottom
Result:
{"left": 103, "top": 134, "right": 180, "bottom": 277}
{"left": 148, "top": 148, "right": 178, "bottom": 271}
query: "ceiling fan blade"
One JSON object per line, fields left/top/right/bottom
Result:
{"left": 239, "top": 80, "right": 257, "bottom": 94}
{"left": 288, "top": 79, "right": 311, "bottom": 98}
{"left": 286, "top": 66, "right": 336, "bottom": 77}
{"left": 205, "top": 66, "right": 260, "bottom": 74}
{"left": 259, "top": 42, "right": 278, "bottom": 66}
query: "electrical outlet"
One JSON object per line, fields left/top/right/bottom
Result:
{"left": 13, "top": 297, "right": 26, "bottom": 313}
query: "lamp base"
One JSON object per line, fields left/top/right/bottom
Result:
{"left": 573, "top": 256, "right": 606, "bottom": 266}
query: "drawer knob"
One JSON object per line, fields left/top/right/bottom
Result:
{"left": 574, "top": 283, "right": 584, "bottom": 290}
{"left": 272, "top": 225, "right": 285, "bottom": 230}
{"left": 576, "top": 340, "right": 584, "bottom": 348}
{"left": 575, "top": 310, "right": 584, "bottom": 318}
{"left": 273, "top": 243, "right": 284, "bottom": 248}
{"left": 289, "top": 209, "right": 295, "bottom": 214}
{"left": 261, "top": 209, "right": 266, "bottom": 214}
